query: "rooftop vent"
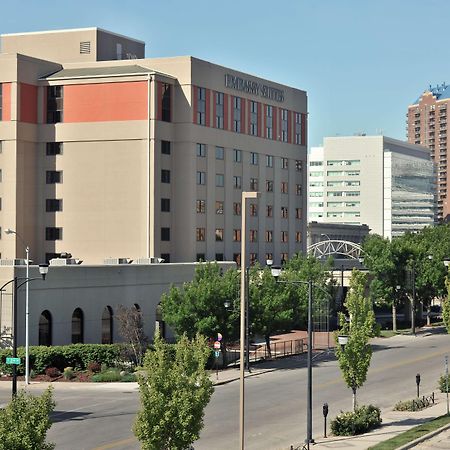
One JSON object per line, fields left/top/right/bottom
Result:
{"left": 80, "top": 41, "right": 91, "bottom": 54}
{"left": 0, "top": 258, "right": 27, "bottom": 266}
{"left": 134, "top": 257, "right": 165, "bottom": 264}
{"left": 49, "top": 258, "right": 82, "bottom": 266}
{"left": 104, "top": 258, "right": 132, "bottom": 265}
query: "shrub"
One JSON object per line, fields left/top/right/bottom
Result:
{"left": 92, "top": 369, "right": 122, "bottom": 382}
{"left": 87, "top": 361, "right": 101, "bottom": 373}
{"left": 0, "top": 387, "right": 55, "bottom": 450}
{"left": 439, "top": 374, "right": 450, "bottom": 393}
{"left": 331, "top": 405, "right": 382, "bottom": 436}
{"left": 394, "top": 397, "right": 433, "bottom": 412}
{"left": 121, "top": 372, "right": 137, "bottom": 382}
{"left": 45, "top": 367, "right": 60, "bottom": 378}
{"left": 63, "top": 367, "right": 74, "bottom": 380}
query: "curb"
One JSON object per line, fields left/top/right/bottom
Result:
{"left": 213, "top": 368, "right": 278, "bottom": 386}
{"left": 396, "top": 420, "right": 450, "bottom": 450}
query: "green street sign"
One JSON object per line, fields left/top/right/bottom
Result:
{"left": 6, "top": 357, "right": 21, "bottom": 365}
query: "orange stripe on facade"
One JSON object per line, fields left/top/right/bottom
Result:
{"left": 2, "top": 83, "right": 11, "bottom": 121}
{"left": 20, "top": 83, "right": 38, "bottom": 124}
{"left": 64, "top": 81, "right": 148, "bottom": 123}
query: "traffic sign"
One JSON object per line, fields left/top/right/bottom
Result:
{"left": 6, "top": 357, "right": 21, "bottom": 365}
{"left": 214, "top": 351, "right": 220, "bottom": 358}
{"left": 213, "top": 341, "right": 221, "bottom": 350}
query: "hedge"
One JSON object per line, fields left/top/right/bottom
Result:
{"left": 331, "top": 405, "right": 382, "bottom": 436}
{"left": 0, "top": 344, "right": 122, "bottom": 375}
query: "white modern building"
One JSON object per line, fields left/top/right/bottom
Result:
{"left": 308, "top": 136, "right": 436, "bottom": 238}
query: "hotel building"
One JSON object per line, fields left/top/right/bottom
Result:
{"left": 407, "top": 84, "right": 450, "bottom": 221}
{"left": 308, "top": 136, "right": 435, "bottom": 239}
{"left": 0, "top": 27, "right": 308, "bottom": 266}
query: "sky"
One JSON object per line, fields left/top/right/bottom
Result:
{"left": 2, "top": 0, "right": 450, "bottom": 148}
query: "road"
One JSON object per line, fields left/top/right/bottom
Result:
{"left": 0, "top": 329, "right": 448, "bottom": 449}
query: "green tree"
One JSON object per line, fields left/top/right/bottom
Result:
{"left": 0, "top": 387, "right": 55, "bottom": 450}
{"left": 134, "top": 333, "right": 214, "bottom": 450}
{"left": 444, "top": 275, "right": 450, "bottom": 333}
{"left": 335, "top": 270, "right": 375, "bottom": 410}
{"left": 161, "top": 262, "right": 239, "bottom": 361}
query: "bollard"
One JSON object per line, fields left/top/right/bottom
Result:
{"left": 416, "top": 373, "right": 421, "bottom": 398}
{"left": 323, "top": 403, "right": 329, "bottom": 438}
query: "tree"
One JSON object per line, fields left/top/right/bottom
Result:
{"left": 161, "top": 262, "right": 240, "bottom": 362}
{"left": 444, "top": 275, "right": 450, "bottom": 334}
{"left": 335, "top": 270, "right": 375, "bottom": 410}
{"left": 134, "top": 333, "right": 214, "bottom": 450}
{"left": 116, "top": 305, "right": 149, "bottom": 366}
{"left": 0, "top": 387, "right": 55, "bottom": 450}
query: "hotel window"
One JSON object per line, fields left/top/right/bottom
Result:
{"left": 281, "top": 157, "right": 288, "bottom": 169}
{"left": 281, "top": 109, "right": 288, "bottom": 142}
{"left": 249, "top": 230, "right": 258, "bottom": 242}
{"left": 197, "top": 171, "right": 206, "bottom": 185}
{"left": 196, "top": 143, "right": 206, "bottom": 157}
{"left": 233, "top": 149, "right": 242, "bottom": 162}
{"left": 233, "top": 253, "right": 241, "bottom": 265}
{"left": 295, "top": 232, "right": 302, "bottom": 243}
{"left": 266, "top": 105, "right": 273, "bottom": 139}
{"left": 233, "top": 96, "right": 241, "bottom": 132}
{"left": 295, "top": 160, "right": 302, "bottom": 171}
{"left": 161, "top": 227, "right": 170, "bottom": 241}
{"left": 216, "top": 173, "right": 224, "bottom": 187}
{"left": 265, "top": 230, "right": 273, "bottom": 242}
{"left": 197, "top": 87, "right": 206, "bottom": 125}
{"left": 215, "top": 228, "right": 224, "bottom": 241}
{"left": 281, "top": 181, "right": 288, "bottom": 193}
{"left": 266, "top": 155, "right": 273, "bottom": 167}
{"left": 46, "top": 142, "right": 63, "bottom": 156}
{"left": 249, "top": 253, "right": 258, "bottom": 265}
{"left": 216, "top": 146, "right": 224, "bottom": 160}
{"left": 309, "top": 192, "right": 323, "bottom": 197}
{"left": 250, "top": 152, "right": 259, "bottom": 165}
{"left": 161, "top": 140, "right": 171, "bottom": 155}
{"left": 281, "top": 231, "right": 288, "bottom": 243}
{"left": 196, "top": 199, "right": 206, "bottom": 213}
{"left": 46, "top": 171, "right": 62, "bottom": 184}
{"left": 233, "top": 229, "right": 241, "bottom": 241}
{"left": 161, "top": 198, "right": 170, "bottom": 212}
{"left": 161, "top": 169, "right": 171, "bottom": 183}
{"left": 233, "top": 176, "right": 242, "bottom": 189}
{"left": 280, "top": 253, "right": 288, "bottom": 263}
{"left": 281, "top": 206, "right": 288, "bottom": 218}
{"left": 250, "top": 101, "right": 258, "bottom": 136}
{"left": 265, "top": 253, "right": 273, "bottom": 262}
{"left": 215, "top": 201, "right": 224, "bottom": 214}
{"left": 46, "top": 227, "right": 62, "bottom": 240}
{"left": 215, "top": 253, "right": 224, "bottom": 261}
{"left": 196, "top": 228, "right": 205, "bottom": 241}
{"left": 250, "top": 178, "right": 258, "bottom": 191}
{"left": 196, "top": 253, "right": 205, "bottom": 262}
{"left": 47, "top": 86, "right": 63, "bottom": 124}
{"left": 249, "top": 204, "right": 258, "bottom": 216}
{"left": 233, "top": 202, "right": 241, "bottom": 215}
{"left": 296, "top": 184, "right": 301, "bottom": 195}
{"left": 295, "top": 208, "right": 301, "bottom": 219}
{"left": 266, "top": 180, "right": 273, "bottom": 192}
{"left": 295, "top": 112, "right": 301, "bottom": 144}
{"left": 161, "top": 84, "right": 171, "bottom": 122}
{"left": 46, "top": 199, "right": 62, "bottom": 212}
{"left": 266, "top": 205, "right": 273, "bottom": 217}
{"left": 215, "top": 92, "right": 224, "bottom": 129}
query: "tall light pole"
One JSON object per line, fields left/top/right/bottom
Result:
{"left": 239, "top": 191, "right": 259, "bottom": 450}
{"left": 5, "top": 229, "right": 30, "bottom": 384}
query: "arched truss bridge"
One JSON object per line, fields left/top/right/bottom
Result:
{"left": 307, "top": 240, "right": 363, "bottom": 260}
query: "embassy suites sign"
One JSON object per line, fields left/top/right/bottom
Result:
{"left": 225, "top": 74, "right": 285, "bottom": 103}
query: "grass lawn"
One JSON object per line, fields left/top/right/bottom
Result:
{"left": 368, "top": 414, "right": 450, "bottom": 450}
{"left": 379, "top": 329, "right": 411, "bottom": 338}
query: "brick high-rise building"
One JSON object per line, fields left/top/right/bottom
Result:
{"left": 407, "top": 84, "right": 449, "bottom": 221}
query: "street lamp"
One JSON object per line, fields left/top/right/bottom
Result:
{"left": 5, "top": 228, "right": 31, "bottom": 384}
{"left": 337, "top": 334, "right": 349, "bottom": 350}
{"left": 239, "top": 191, "right": 259, "bottom": 450}
{"left": 2, "top": 263, "right": 49, "bottom": 398}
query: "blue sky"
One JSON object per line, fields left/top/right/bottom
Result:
{"left": 2, "top": 0, "right": 449, "bottom": 147}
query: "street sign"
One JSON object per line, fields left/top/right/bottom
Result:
{"left": 214, "top": 351, "right": 220, "bottom": 358}
{"left": 213, "top": 341, "right": 221, "bottom": 350}
{"left": 6, "top": 357, "right": 21, "bottom": 365}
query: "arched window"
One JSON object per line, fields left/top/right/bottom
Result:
{"left": 101, "top": 306, "right": 113, "bottom": 344}
{"left": 155, "top": 303, "right": 165, "bottom": 339}
{"left": 38, "top": 310, "right": 52, "bottom": 346}
{"left": 72, "top": 308, "right": 84, "bottom": 344}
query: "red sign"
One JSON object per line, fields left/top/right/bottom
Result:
{"left": 214, "top": 341, "right": 221, "bottom": 350}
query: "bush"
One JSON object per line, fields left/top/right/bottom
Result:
{"left": 92, "top": 368, "right": 122, "bottom": 382}
{"left": 394, "top": 397, "right": 433, "bottom": 411}
{"left": 63, "top": 367, "right": 74, "bottom": 380}
{"left": 331, "top": 405, "right": 382, "bottom": 436}
{"left": 87, "top": 361, "right": 101, "bottom": 373}
{"left": 45, "top": 367, "right": 60, "bottom": 378}
{"left": 121, "top": 372, "right": 137, "bottom": 382}
{"left": 439, "top": 374, "right": 450, "bottom": 393}
{"left": 0, "top": 387, "right": 55, "bottom": 450}
{"left": 0, "top": 344, "right": 122, "bottom": 375}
